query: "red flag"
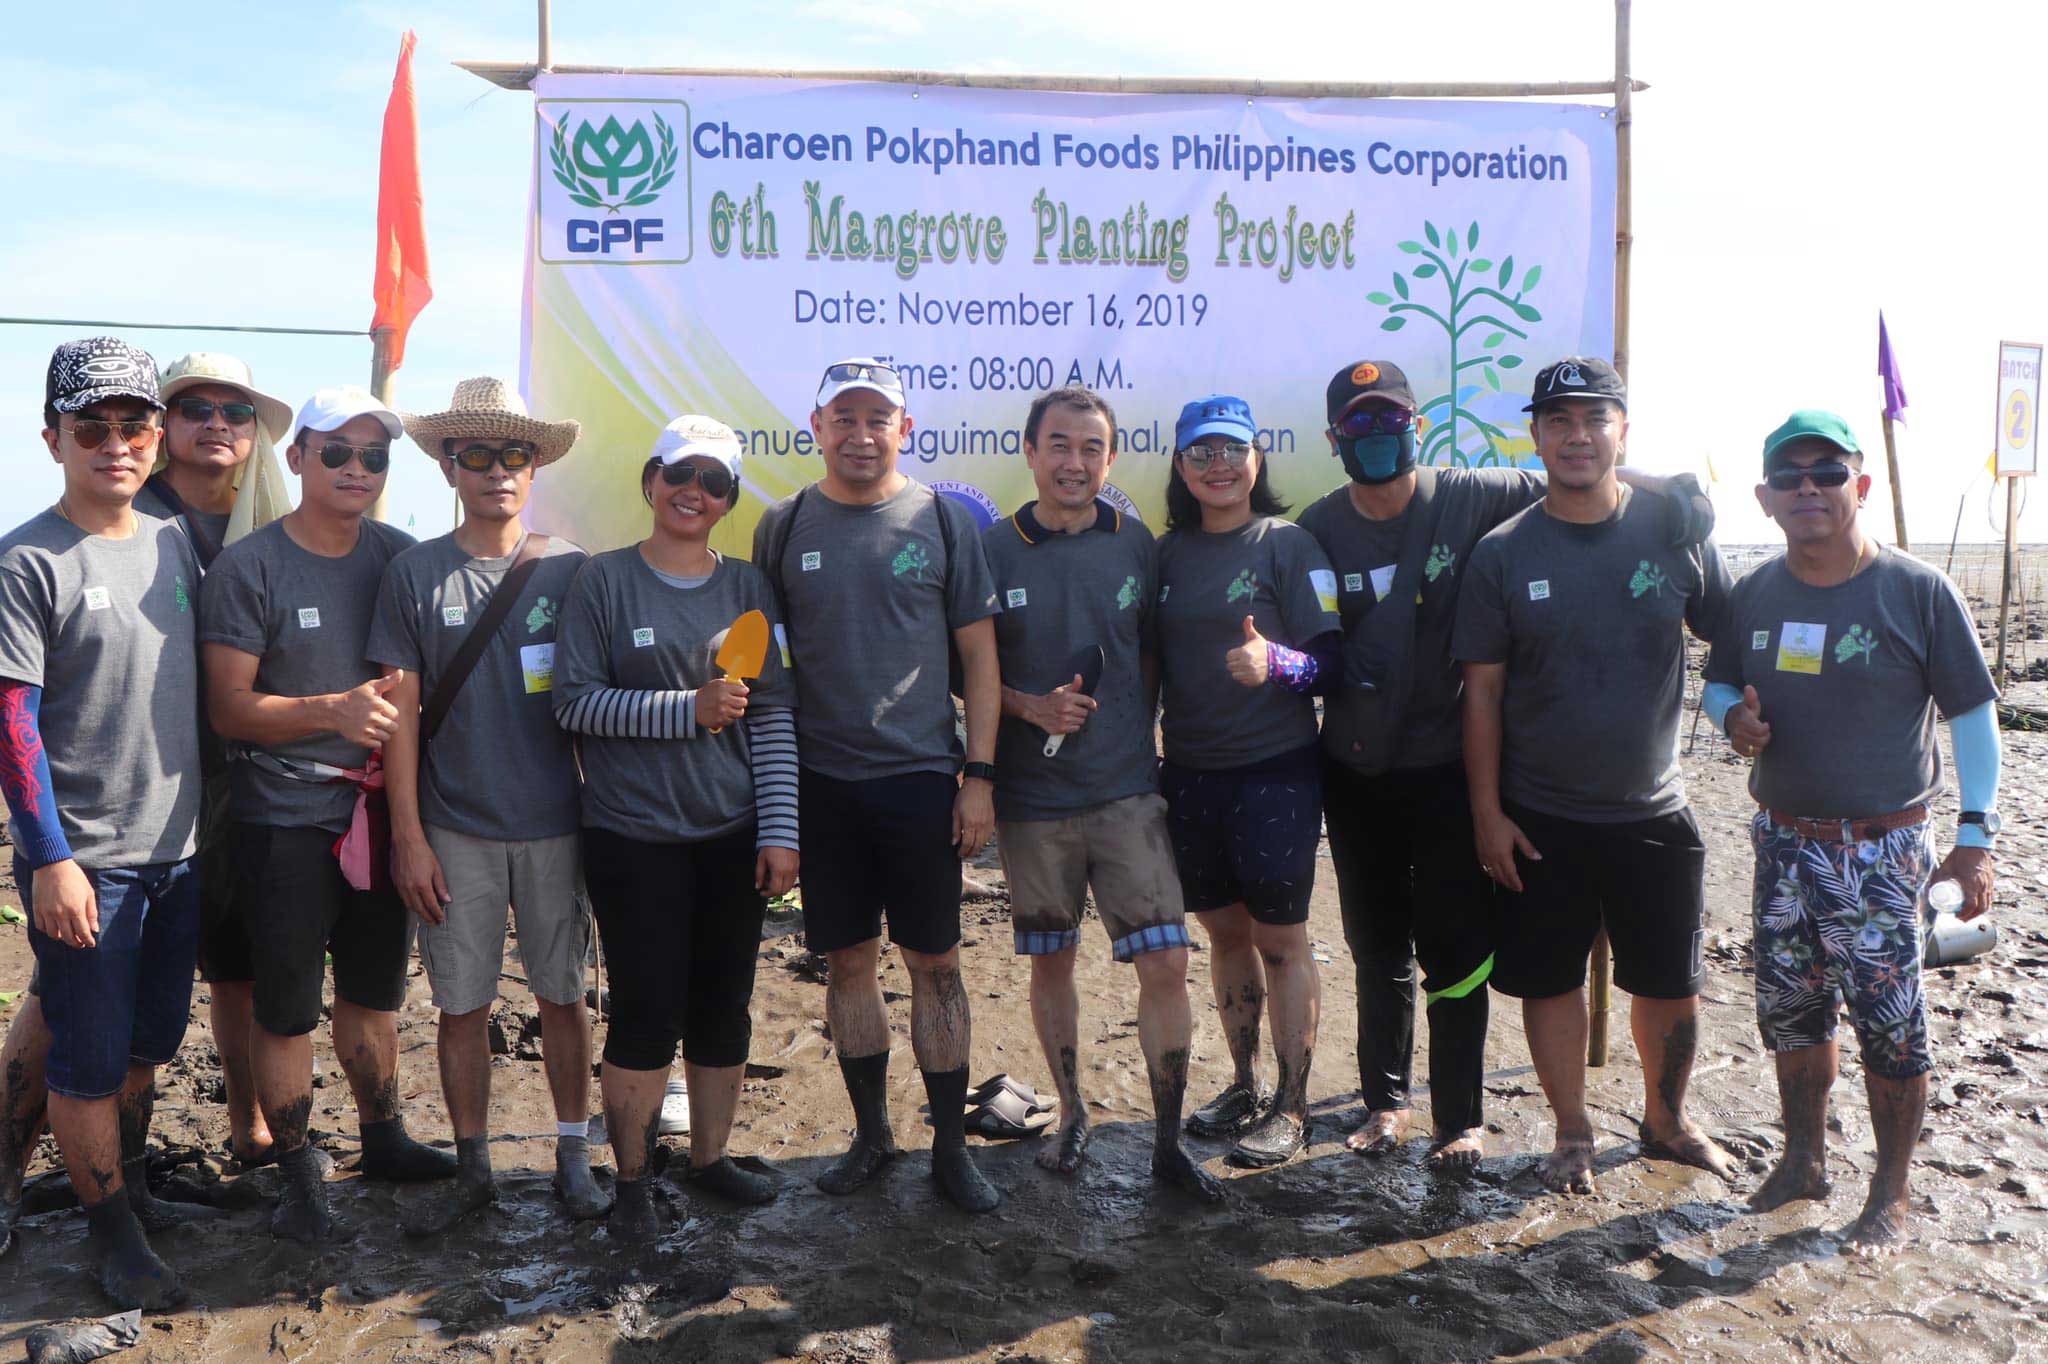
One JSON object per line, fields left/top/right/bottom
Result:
{"left": 371, "top": 31, "right": 432, "bottom": 370}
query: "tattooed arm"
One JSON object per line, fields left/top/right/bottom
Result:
{"left": 0, "top": 680, "right": 99, "bottom": 948}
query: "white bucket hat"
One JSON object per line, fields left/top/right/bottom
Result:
{"left": 401, "top": 377, "right": 581, "bottom": 467}
{"left": 160, "top": 352, "right": 295, "bottom": 443}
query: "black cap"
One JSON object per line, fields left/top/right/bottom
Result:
{"left": 1521, "top": 355, "right": 1625, "bottom": 413}
{"left": 46, "top": 337, "right": 162, "bottom": 415}
{"left": 1325, "top": 360, "right": 1417, "bottom": 424}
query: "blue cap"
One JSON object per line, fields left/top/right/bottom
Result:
{"left": 1175, "top": 394, "right": 1256, "bottom": 450}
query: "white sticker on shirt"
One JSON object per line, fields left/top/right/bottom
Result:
{"left": 1343, "top": 572, "right": 1365, "bottom": 594}
{"left": 1751, "top": 629, "right": 1769, "bottom": 650}
{"left": 1308, "top": 568, "right": 1339, "bottom": 615}
{"left": 632, "top": 627, "right": 654, "bottom": 648}
{"left": 800, "top": 551, "right": 822, "bottom": 572}
{"left": 773, "top": 622, "right": 793, "bottom": 669}
{"left": 1368, "top": 564, "right": 1398, "bottom": 602}
{"left": 442, "top": 605, "right": 466, "bottom": 627}
{"left": 1006, "top": 587, "right": 1028, "bottom": 608}
{"left": 82, "top": 587, "right": 111, "bottom": 611}
{"left": 1158, "top": 585, "right": 1171, "bottom": 603}
{"left": 297, "top": 607, "right": 321, "bottom": 629}
{"left": 519, "top": 642, "right": 555, "bottom": 694}
{"left": 1528, "top": 580, "right": 1551, "bottom": 601}
{"left": 1776, "top": 621, "right": 1827, "bottom": 675}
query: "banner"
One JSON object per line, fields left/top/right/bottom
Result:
{"left": 522, "top": 74, "right": 1616, "bottom": 553}
{"left": 1996, "top": 340, "right": 2042, "bottom": 478}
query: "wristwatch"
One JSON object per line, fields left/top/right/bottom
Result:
{"left": 1960, "top": 810, "right": 2002, "bottom": 837}
{"left": 962, "top": 761, "right": 998, "bottom": 784}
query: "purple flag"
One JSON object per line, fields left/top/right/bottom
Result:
{"left": 1879, "top": 311, "right": 1909, "bottom": 425}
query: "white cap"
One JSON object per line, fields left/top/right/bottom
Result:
{"left": 649, "top": 414, "right": 742, "bottom": 479}
{"left": 814, "top": 357, "right": 905, "bottom": 411}
{"left": 292, "top": 385, "right": 404, "bottom": 441}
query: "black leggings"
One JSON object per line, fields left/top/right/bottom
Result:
{"left": 582, "top": 825, "right": 765, "bottom": 1071}
{"left": 1322, "top": 759, "right": 1494, "bottom": 1135}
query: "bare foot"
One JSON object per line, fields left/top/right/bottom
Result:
{"left": 1426, "top": 1128, "right": 1485, "bottom": 1172}
{"left": 1843, "top": 1193, "right": 1911, "bottom": 1256}
{"left": 1640, "top": 1119, "right": 1742, "bottom": 1182}
{"left": 1536, "top": 1135, "right": 1597, "bottom": 1193}
{"left": 1746, "top": 1157, "right": 1830, "bottom": 1213}
{"left": 1035, "top": 1119, "right": 1090, "bottom": 1175}
{"left": 1346, "top": 1107, "right": 1410, "bottom": 1156}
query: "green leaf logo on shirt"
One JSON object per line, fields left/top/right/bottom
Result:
{"left": 1116, "top": 575, "right": 1141, "bottom": 610}
{"left": 1834, "top": 624, "right": 1879, "bottom": 665}
{"left": 1629, "top": 559, "right": 1670, "bottom": 599}
{"left": 525, "top": 596, "right": 557, "bottom": 634}
{"left": 1424, "top": 544, "right": 1457, "bottom": 583}
{"left": 174, "top": 576, "right": 190, "bottom": 613}
{"left": 892, "top": 541, "right": 931, "bottom": 581}
{"left": 1226, "top": 569, "right": 1259, "bottom": 604}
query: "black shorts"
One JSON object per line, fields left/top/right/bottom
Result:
{"left": 583, "top": 825, "right": 764, "bottom": 1071}
{"left": 1490, "top": 802, "right": 1706, "bottom": 1001}
{"left": 799, "top": 767, "right": 962, "bottom": 956}
{"left": 234, "top": 822, "right": 412, "bottom": 1036}
{"left": 195, "top": 773, "right": 254, "bottom": 984}
{"left": 1159, "top": 745, "right": 1322, "bottom": 926}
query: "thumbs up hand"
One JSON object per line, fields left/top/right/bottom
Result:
{"left": 1226, "top": 615, "right": 1272, "bottom": 688}
{"left": 336, "top": 669, "right": 405, "bottom": 748}
{"left": 1729, "top": 683, "right": 1772, "bottom": 759}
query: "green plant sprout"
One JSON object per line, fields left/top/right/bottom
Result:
{"left": 1368, "top": 221, "right": 1545, "bottom": 467}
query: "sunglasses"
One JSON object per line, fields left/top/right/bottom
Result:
{"left": 174, "top": 398, "right": 257, "bottom": 427}
{"left": 820, "top": 361, "right": 900, "bottom": 386}
{"left": 1766, "top": 462, "right": 1853, "bottom": 492}
{"left": 62, "top": 418, "right": 160, "bottom": 449}
{"left": 658, "top": 460, "right": 735, "bottom": 499}
{"left": 450, "top": 443, "right": 537, "bottom": 473}
{"left": 317, "top": 442, "right": 391, "bottom": 474}
{"left": 1179, "top": 442, "right": 1254, "bottom": 471}
{"left": 1332, "top": 406, "right": 1414, "bottom": 438}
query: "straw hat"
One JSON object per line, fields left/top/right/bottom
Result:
{"left": 401, "top": 377, "right": 581, "bottom": 467}
{"left": 160, "top": 352, "right": 294, "bottom": 442}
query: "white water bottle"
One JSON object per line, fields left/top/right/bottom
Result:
{"left": 1926, "top": 879, "right": 1965, "bottom": 914}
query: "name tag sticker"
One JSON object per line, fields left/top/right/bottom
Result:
{"left": 1751, "top": 629, "right": 1769, "bottom": 650}
{"left": 1343, "top": 572, "right": 1365, "bottom": 594}
{"left": 1308, "top": 568, "right": 1339, "bottom": 615}
{"left": 297, "top": 607, "right": 321, "bottom": 629}
{"left": 800, "top": 551, "right": 822, "bottom": 573}
{"left": 519, "top": 642, "right": 555, "bottom": 694}
{"left": 1777, "top": 621, "right": 1827, "bottom": 675}
{"left": 82, "top": 586, "right": 111, "bottom": 611}
{"left": 1368, "top": 564, "right": 1397, "bottom": 602}
{"left": 631, "top": 627, "right": 654, "bottom": 648}
{"left": 442, "top": 605, "right": 466, "bottom": 627}
{"left": 1006, "top": 587, "right": 1028, "bottom": 608}
{"left": 773, "top": 622, "right": 793, "bottom": 668}
{"left": 1528, "top": 579, "right": 1551, "bottom": 601}
{"left": 1158, "top": 585, "right": 1171, "bottom": 603}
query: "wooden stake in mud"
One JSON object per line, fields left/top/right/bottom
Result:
{"left": 1881, "top": 412, "right": 1910, "bottom": 549}
{"left": 1997, "top": 473, "right": 2019, "bottom": 680}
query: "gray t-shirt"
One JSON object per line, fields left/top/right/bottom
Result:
{"left": 133, "top": 478, "right": 230, "bottom": 565}
{"left": 1452, "top": 488, "right": 1731, "bottom": 823}
{"left": 1703, "top": 547, "right": 1997, "bottom": 818}
{"left": 1298, "top": 468, "right": 1544, "bottom": 773}
{"left": 751, "top": 479, "right": 999, "bottom": 780}
{"left": 200, "top": 518, "right": 417, "bottom": 832}
{"left": 1155, "top": 515, "right": 1342, "bottom": 770}
{"left": 983, "top": 500, "right": 1159, "bottom": 820}
{"left": 0, "top": 509, "right": 202, "bottom": 867}
{"left": 555, "top": 549, "right": 797, "bottom": 843}
{"left": 366, "top": 532, "right": 588, "bottom": 841}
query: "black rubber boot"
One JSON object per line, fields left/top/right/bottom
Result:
{"left": 124, "top": 1158, "right": 224, "bottom": 1231}
{"left": 609, "top": 1176, "right": 660, "bottom": 1241}
{"left": 402, "top": 1136, "right": 495, "bottom": 1238}
{"left": 268, "top": 1143, "right": 334, "bottom": 1243}
{"left": 84, "top": 1196, "right": 181, "bottom": 1310}
{"left": 359, "top": 1117, "right": 459, "bottom": 1183}
{"left": 816, "top": 1051, "right": 899, "bottom": 1195}
{"left": 686, "top": 1155, "right": 777, "bottom": 1206}
{"left": 553, "top": 1136, "right": 611, "bottom": 1219}
{"left": 923, "top": 1067, "right": 999, "bottom": 1214}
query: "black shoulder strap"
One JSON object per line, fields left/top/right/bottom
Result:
{"left": 144, "top": 474, "right": 222, "bottom": 568}
{"left": 1326, "top": 469, "right": 1452, "bottom": 773}
{"left": 761, "top": 485, "right": 810, "bottom": 609}
{"left": 419, "top": 534, "right": 550, "bottom": 745}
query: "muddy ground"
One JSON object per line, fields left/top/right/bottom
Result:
{"left": 1, "top": 565, "right": 2046, "bottom": 1361}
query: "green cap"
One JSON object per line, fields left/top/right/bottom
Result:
{"left": 1762, "top": 409, "right": 1862, "bottom": 472}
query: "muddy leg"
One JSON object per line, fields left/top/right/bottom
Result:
{"left": 1135, "top": 947, "right": 1221, "bottom": 1200}
{"left": 118, "top": 1065, "right": 220, "bottom": 1227}
{"left": 1524, "top": 990, "right": 1597, "bottom": 1193}
{"left": 1748, "top": 1042, "right": 1835, "bottom": 1212}
{"left": 1193, "top": 906, "right": 1265, "bottom": 1092}
{"left": 1027, "top": 948, "right": 1088, "bottom": 1175}
{"left": 208, "top": 981, "right": 271, "bottom": 1163}
{"left": 1845, "top": 1070, "right": 1927, "bottom": 1255}
{"left": 338, "top": 1000, "right": 456, "bottom": 1182}
{"left": 1634, "top": 995, "right": 1739, "bottom": 1181}
{"left": 816, "top": 939, "right": 900, "bottom": 1195}
{"left": 0, "top": 994, "right": 51, "bottom": 1252}
{"left": 906, "top": 947, "right": 997, "bottom": 1213}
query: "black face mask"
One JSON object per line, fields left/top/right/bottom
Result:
{"left": 1336, "top": 430, "right": 1416, "bottom": 484}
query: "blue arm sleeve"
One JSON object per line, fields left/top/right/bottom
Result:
{"left": 1268, "top": 631, "right": 1343, "bottom": 696}
{"left": 1949, "top": 700, "right": 2001, "bottom": 848}
{"left": 0, "top": 682, "right": 73, "bottom": 868}
{"left": 1702, "top": 681, "right": 1742, "bottom": 736}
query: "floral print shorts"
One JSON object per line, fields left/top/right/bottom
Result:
{"left": 1749, "top": 811, "right": 1932, "bottom": 1080}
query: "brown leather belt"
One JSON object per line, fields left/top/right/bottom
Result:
{"left": 1762, "top": 804, "right": 1928, "bottom": 843}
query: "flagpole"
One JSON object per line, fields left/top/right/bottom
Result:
{"left": 1881, "top": 413, "right": 1909, "bottom": 549}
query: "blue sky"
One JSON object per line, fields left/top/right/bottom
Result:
{"left": 6, "top": 1, "right": 2046, "bottom": 545}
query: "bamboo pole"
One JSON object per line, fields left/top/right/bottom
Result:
{"left": 457, "top": 60, "right": 1648, "bottom": 98}
{"left": 1946, "top": 492, "right": 1966, "bottom": 576}
{"left": 368, "top": 325, "right": 397, "bottom": 524}
{"left": 537, "top": 0, "right": 552, "bottom": 73}
{"left": 1881, "top": 413, "right": 1910, "bottom": 549}
{"left": 1997, "top": 475, "right": 2018, "bottom": 679}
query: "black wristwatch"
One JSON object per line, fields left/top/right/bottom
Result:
{"left": 962, "top": 761, "right": 998, "bottom": 784}
{"left": 1960, "top": 810, "right": 2002, "bottom": 838}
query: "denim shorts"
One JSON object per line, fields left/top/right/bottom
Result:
{"left": 20, "top": 855, "right": 202, "bottom": 1099}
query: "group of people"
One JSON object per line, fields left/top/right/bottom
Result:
{"left": 0, "top": 335, "right": 2001, "bottom": 1313}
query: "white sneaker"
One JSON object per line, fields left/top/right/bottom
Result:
{"left": 657, "top": 1078, "right": 691, "bottom": 1136}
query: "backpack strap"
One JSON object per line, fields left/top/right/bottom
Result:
{"left": 419, "top": 534, "right": 550, "bottom": 745}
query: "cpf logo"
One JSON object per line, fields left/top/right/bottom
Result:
{"left": 537, "top": 100, "right": 693, "bottom": 263}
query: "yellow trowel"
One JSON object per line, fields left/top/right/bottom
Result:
{"left": 707, "top": 609, "right": 770, "bottom": 735}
